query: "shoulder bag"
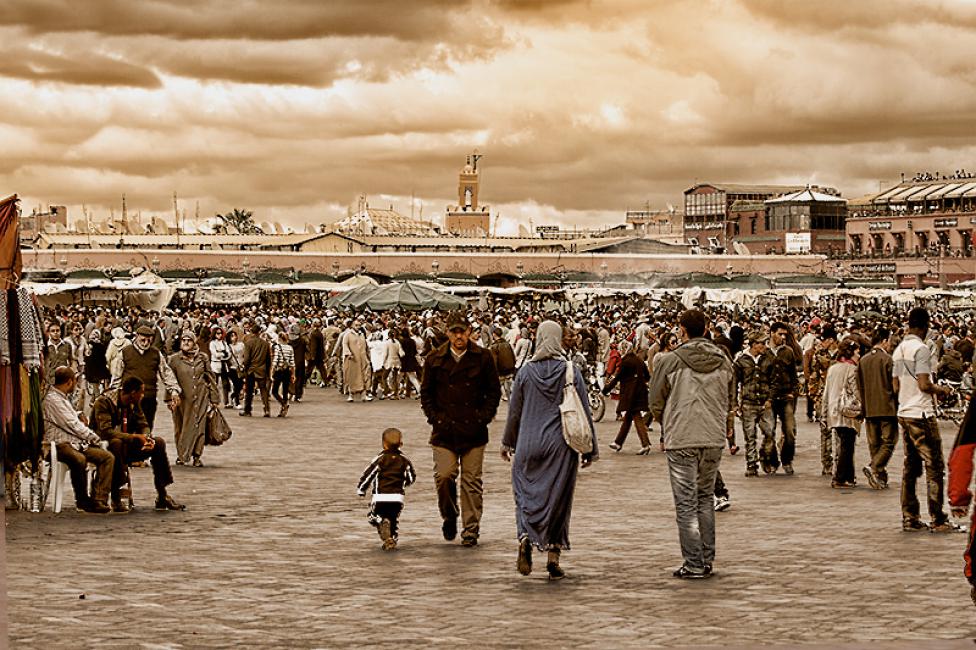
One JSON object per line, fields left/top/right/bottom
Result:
{"left": 560, "top": 359, "right": 594, "bottom": 454}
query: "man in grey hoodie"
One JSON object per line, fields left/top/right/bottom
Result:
{"left": 649, "top": 309, "right": 734, "bottom": 579}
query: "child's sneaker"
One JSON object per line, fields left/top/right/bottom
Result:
{"left": 378, "top": 519, "right": 396, "bottom": 550}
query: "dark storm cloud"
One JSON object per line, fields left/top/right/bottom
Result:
{"left": 2, "top": 0, "right": 976, "bottom": 231}
{"left": 741, "top": 0, "right": 976, "bottom": 34}
{"left": 2, "top": 0, "right": 470, "bottom": 41}
{"left": 0, "top": 46, "right": 160, "bottom": 87}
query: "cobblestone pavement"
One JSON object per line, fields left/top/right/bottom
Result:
{"left": 6, "top": 387, "right": 976, "bottom": 648}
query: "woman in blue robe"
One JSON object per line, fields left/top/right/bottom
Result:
{"left": 502, "top": 320, "right": 598, "bottom": 580}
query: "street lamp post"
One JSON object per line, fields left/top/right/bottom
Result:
{"left": 151, "top": 256, "right": 160, "bottom": 273}
{"left": 600, "top": 261, "right": 608, "bottom": 287}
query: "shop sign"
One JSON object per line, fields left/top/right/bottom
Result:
{"left": 784, "top": 232, "right": 811, "bottom": 253}
{"left": 850, "top": 263, "right": 896, "bottom": 274}
{"left": 868, "top": 221, "right": 892, "bottom": 231}
{"left": 934, "top": 218, "right": 958, "bottom": 228}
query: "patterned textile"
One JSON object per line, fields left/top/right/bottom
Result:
{"left": 17, "top": 287, "right": 43, "bottom": 368}
{"left": 0, "top": 194, "right": 22, "bottom": 288}
{"left": 0, "top": 289, "right": 9, "bottom": 365}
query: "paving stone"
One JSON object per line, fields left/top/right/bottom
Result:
{"left": 6, "top": 388, "right": 976, "bottom": 647}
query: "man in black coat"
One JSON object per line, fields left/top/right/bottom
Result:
{"left": 421, "top": 311, "right": 501, "bottom": 547}
{"left": 305, "top": 319, "right": 327, "bottom": 387}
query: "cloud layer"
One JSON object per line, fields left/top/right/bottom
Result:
{"left": 3, "top": 0, "right": 976, "bottom": 233}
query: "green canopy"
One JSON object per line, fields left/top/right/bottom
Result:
{"left": 327, "top": 281, "right": 466, "bottom": 311}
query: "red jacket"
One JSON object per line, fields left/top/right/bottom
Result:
{"left": 948, "top": 390, "right": 976, "bottom": 509}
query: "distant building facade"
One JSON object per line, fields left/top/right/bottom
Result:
{"left": 683, "top": 183, "right": 840, "bottom": 253}
{"left": 733, "top": 189, "right": 847, "bottom": 255}
{"left": 20, "top": 205, "right": 67, "bottom": 241}
{"left": 332, "top": 205, "right": 438, "bottom": 237}
{"left": 845, "top": 177, "right": 976, "bottom": 257}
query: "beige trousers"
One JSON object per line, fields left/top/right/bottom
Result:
{"left": 432, "top": 444, "right": 486, "bottom": 541}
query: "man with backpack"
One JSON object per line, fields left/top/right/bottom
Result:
{"left": 489, "top": 326, "right": 517, "bottom": 401}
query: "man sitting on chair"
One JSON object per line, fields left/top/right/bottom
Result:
{"left": 91, "top": 376, "right": 185, "bottom": 513}
{"left": 42, "top": 366, "right": 114, "bottom": 513}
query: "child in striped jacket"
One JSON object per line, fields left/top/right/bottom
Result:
{"left": 357, "top": 428, "right": 416, "bottom": 551}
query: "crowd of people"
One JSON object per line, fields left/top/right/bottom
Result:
{"left": 24, "top": 296, "right": 976, "bottom": 596}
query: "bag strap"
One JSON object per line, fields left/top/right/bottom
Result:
{"left": 564, "top": 356, "right": 574, "bottom": 387}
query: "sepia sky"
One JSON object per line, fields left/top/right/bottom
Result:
{"left": 3, "top": 0, "right": 976, "bottom": 234}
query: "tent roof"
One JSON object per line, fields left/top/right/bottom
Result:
{"left": 327, "top": 281, "right": 465, "bottom": 311}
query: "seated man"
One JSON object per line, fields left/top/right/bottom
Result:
{"left": 91, "top": 376, "right": 185, "bottom": 513}
{"left": 938, "top": 348, "right": 966, "bottom": 384}
{"left": 42, "top": 366, "right": 114, "bottom": 513}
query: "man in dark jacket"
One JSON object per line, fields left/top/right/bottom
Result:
{"left": 241, "top": 324, "right": 271, "bottom": 417}
{"left": 857, "top": 327, "right": 898, "bottom": 489}
{"left": 289, "top": 324, "right": 307, "bottom": 402}
{"left": 765, "top": 322, "right": 799, "bottom": 475}
{"left": 733, "top": 331, "right": 774, "bottom": 476}
{"left": 421, "top": 311, "right": 501, "bottom": 547}
{"left": 306, "top": 319, "right": 327, "bottom": 387}
{"left": 91, "top": 376, "right": 184, "bottom": 513}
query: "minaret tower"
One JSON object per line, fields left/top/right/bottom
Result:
{"left": 445, "top": 150, "right": 490, "bottom": 235}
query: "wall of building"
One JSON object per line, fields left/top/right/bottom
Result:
{"left": 23, "top": 248, "right": 828, "bottom": 278}
{"left": 846, "top": 211, "right": 976, "bottom": 256}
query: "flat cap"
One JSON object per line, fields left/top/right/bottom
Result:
{"left": 445, "top": 311, "right": 470, "bottom": 331}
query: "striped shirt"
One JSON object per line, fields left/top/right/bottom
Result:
{"left": 42, "top": 388, "right": 101, "bottom": 449}
{"left": 271, "top": 342, "right": 295, "bottom": 371}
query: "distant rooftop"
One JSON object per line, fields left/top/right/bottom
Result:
{"left": 765, "top": 188, "right": 847, "bottom": 204}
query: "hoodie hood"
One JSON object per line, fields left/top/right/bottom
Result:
{"left": 671, "top": 338, "right": 727, "bottom": 373}
{"left": 523, "top": 357, "right": 568, "bottom": 402}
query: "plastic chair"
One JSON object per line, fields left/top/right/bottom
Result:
{"left": 47, "top": 443, "right": 97, "bottom": 514}
{"left": 49, "top": 442, "right": 69, "bottom": 513}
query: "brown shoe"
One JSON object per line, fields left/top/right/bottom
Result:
{"left": 111, "top": 500, "right": 131, "bottom": 514}
{"left": 155, "top": 495, "right": 186, "bottom": 511}
{"left": 517, "top": 537, "right": 533, "bottom": 576}
{"left": 84, "top": 500, "right": 111, "bottom": 514}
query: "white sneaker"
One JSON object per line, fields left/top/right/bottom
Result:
{"left": 714, "top": 496, "right": 731, "bottom": 512}
{"left": 346, "top": 396, "right": 354, "bottom": 402}
{"left": 608, "top": 442, "right": 621, "bottom": 452}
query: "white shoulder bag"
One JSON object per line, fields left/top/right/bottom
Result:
{"left": 560, "top": 359, "right": 594, "bottom": 454}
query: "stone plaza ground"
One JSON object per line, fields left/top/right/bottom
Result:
{"left": 6, "top": 385, "right": 976, "bottom": 648}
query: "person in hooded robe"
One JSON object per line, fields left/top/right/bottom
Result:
{"left": 502, "top": 320, "right": 598, "bottom": 580}
{"left": 168, "top": 331, "right": 221, "bottom": 466}
{"left": 342, "top": 320, "right": 370, "bottom": 402}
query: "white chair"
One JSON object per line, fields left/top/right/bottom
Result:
{"left": 47, "top": 443, "right": 97, "bottom": 514}
{"left": 49, "top": 442, "right": 69, "bottom": 513}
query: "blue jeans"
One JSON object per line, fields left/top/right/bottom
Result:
{"left": 666, "top": 447, "right": 723, "bottom": 573}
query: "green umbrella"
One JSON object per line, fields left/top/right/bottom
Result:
{"left": 850, "top": 309, "right": 883, "bottom": 321}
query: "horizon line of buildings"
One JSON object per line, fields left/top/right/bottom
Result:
{"left": 15, "top": 152, "right": 976, "bottom": 263}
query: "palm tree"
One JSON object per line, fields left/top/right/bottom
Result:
{"left": 215, "top": 208, "right": 263, "bottom": 234}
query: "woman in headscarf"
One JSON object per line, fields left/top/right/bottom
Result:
{"left": 168, "top": 331, "right": 221, "bottom": 466}
{"left": 502, "top": 320, "right": 598, "bottom": 580}
{"left": 105, "top": 326, "right": 130, "bottom": 380}
{"left": 603, "top": 340, "right": 652, "bottom": 455}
